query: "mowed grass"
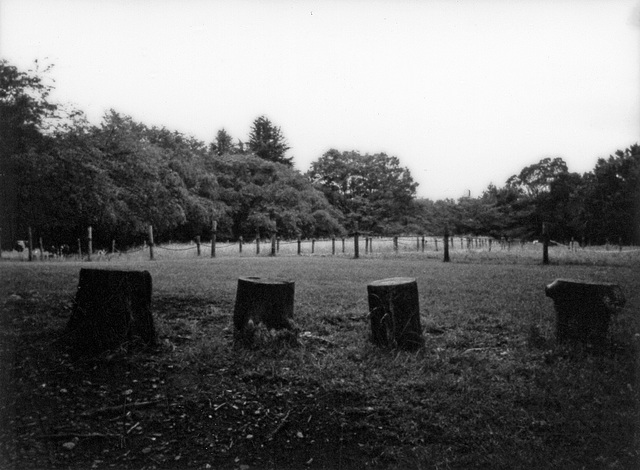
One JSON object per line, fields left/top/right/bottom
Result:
{"left": 1, "top": 254, "right": 639, "bottom": 469}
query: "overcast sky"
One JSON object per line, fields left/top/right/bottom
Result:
{"left": 1, "top": 0, "right": 638, "bottom": 200}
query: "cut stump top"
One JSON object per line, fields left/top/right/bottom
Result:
{"left": 368, "top": 277, "right": 416, "bottom": 287}
{"left": 239, "top": 276, "right": 294, "bottom": 285}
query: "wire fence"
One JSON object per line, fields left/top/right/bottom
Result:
{"left": 4, "top": 233, "right": 639, "bottom": 267}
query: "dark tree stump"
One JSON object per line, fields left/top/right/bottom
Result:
{"left": 233, "top": 277, "right": 295, "bottom": 333}
{"left": 67, "top": 269, "right": 155, "bottom": 354}
{"left": 367, "top": 277, "right": 424, "bottom": 351}
{"left": 545, "top": 278, "right": 626, "bottom": 347}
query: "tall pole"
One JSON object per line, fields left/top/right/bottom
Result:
{"left": 211, "top": 221, "right": 217, "bottom": 258}
{"left": 542, "top": 223, "right": 549, "bottom": 265}
{"left": 87, "top": 226, "right": 93, "bottom": 262}
{"left": 443, "top": 226, "right": 450, "bottom": 262}
{"left": 148, "top": 225, "right": 154, "bottom": 260}
{"left": 28, "top": 226, "right": 33, "bottom": 262}
{"left": 353, "top": 222, "right": 360, "bottom": 259}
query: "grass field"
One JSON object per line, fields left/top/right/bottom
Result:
{"left": 1, "top": 251, "right": 639, "bottom": 469}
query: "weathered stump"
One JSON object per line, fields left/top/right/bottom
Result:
{"left": 367, "top": 277, "right": 424, "bottom": 351}
{"left": 545, "top": 279, "right": 626, "bottom": 347}
{"left": 67, "top": 268, "right": 155, "bottom": 354}
{"left": 233, "top": 277, "right": 295, "bottom": 333}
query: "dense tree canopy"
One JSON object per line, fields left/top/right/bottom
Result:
{"left": 1, "top": 60, "right": 638, "bottom": 250}
{"left": 307, "top": 150, "right": 418, "bottom": 234}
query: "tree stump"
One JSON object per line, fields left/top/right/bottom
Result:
{"left": 233, "top": 277, "right": 295, "bottom": 333}
{"left": 545, "top": 279, "right": 626, "bottom": 347}
{"left": 367, "top": 277, "right": 424, "bottom": 351}
{"left": 67, "top": 268, "right": 155, "bottom": 354}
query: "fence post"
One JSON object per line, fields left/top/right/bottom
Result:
{"left": 87, "top": 226, "right": 93, "bottom": 262}
{"left": 195, "top": 235, "right": 201, "bottom": 256}
{"left": 271, "top": 232, "right": 277, "bottom": 257}
{"left": 277, "top": 236, "right": 280, "bottom": 253}
{"left": 77, "top": 238, "right": 82, "bottom": 260}
{"left": 354, "top": 231, "right": 360, "bottom": 259}
{"left": 393, "top": 236, "right": 398, "bottom": 253}
{"left": 542, "top": 223, "right": 549, "bottom": 265}
{"left": 416, "top": 236, "right": 420, "bottom": 252}
{"left": 365, "top": 237, "right": 369, "bottom": 254}
{"left": 369, "top": 237, "right": 373, "bottom": 253}
{"left": 434, "top": 237, "right": 438, "bottom": 251}
{"left": 332, "top": 236, "right": 336, "bottom": 255}
{"left": 239, "top": 236, "right": 243, "bottom": 253}
{"left": 27, "top": 227, "right": 33, "bottom": 261}
{"left": 312, "top": 238, "right": 316, "bottom": 254}
{"left": 211, "top": 221, "right": 217, "bottom": 258}
{"left": 619, "top": 237, "right": 622, "bottom": 252}
{"left": 39, "top": 237, "right": 44, "bottom": 261}
{"left": 148, "top": 225, "right": 154, "bottom": 260}
{"left": 342, "top": 237, "right": 345, "bottom": 253}
{"left": 256, "top": 232, "right": 260, "bottom": 255}
{"left": 488, "top": 238, "right": 492, "bottom": 252}
{"left": 297, "top": 236, "right": 301, "bottom": 255}
{"left": 111, "top": 239, "right": 116, "bottom": 255}
{"left": 444, "top": 227, "right": 450, "bottom": 262}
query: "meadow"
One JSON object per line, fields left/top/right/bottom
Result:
{"left": 0, "top": 247, "right": 639, "bottom": 469}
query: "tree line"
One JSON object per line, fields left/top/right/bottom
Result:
{"left": 1, "top": 60, "right": 638, "bottom": 251}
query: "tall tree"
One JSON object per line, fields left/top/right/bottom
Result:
{"left": 213, "top": 128, "right": 233, "bottom": 155}
{"left": 0, "top": 60, "right": 58, "bottom": 247}
{"left": 307, "top": 149, "right": 417, "bottom": 233}
{"left": 581, "top": 145, "right": 640, "bottom": 244}
{"left": 248, "top": 115, "right": 292, "bottom": 166}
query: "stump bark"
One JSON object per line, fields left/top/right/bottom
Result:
{"left": 545, "top": 278, "right": 626, "bottom": 347}
{"left": 67, "top": 268, "right": 155, "bottom": 354}
{"left": 233, "top": 277, "right": 295, "bottom": 332}
{"left": 367, "top": 277, "right": 424, "bottom": 351}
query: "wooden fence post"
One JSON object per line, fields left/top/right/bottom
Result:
{"left": 342, "top": 237, "right": 345, "bottom": 253}
{"left": 416, "top": 236, "right": 420, "bottom": 252}
{"left": 256, "top": 233, "right": 260, "bottom": 255}
{"left": 195, "top": 235, "right": 201, "bottom": 256}
{"left": 211, "top": 221, "right": 217, "bottom": 258}
{"left": 332, "top": 236, "right": 336, "bottom": 255}
{"left": 239, "top": 236, "right": 243, "bottom": 253}
{"left": 488, "top": 238, "right": 492, "bottom": 252}
{"left": 444, "top": 227, "right": 450, "bottom": 262}
{"left": 28, "top": 227, "right": 34, "bottom": 261}
{"left": 77, "top": 238, "right": 82, "bottom": 260}
{"left": 111, "top": 239, "right": 116, "bottom": 254}
{"left": 619, "top": 237, "right": 622, "bottom": 252}
{"left": 393, "top": 236, "right": 398, "bottom": 253}
{"left": 421, "top": 236, "right": 425, "bottom": 252}
{"left": 271, "top": 232, "right": 277, "bottom": 256}
{"left": 87, "top": 226, "right": 93, "bottom": 262}
{"left": 312, "top": 238, "right": 316, "bottom": 254}
{"left": 434, "top": 238, "right": 438, "bottom": 251}
{"left": 277, "top": 236, "right": 280, "bottom": 253}
{"left": 148, "top": 225, "right": 154, "bottom": 260}
{"left": 297, "top": 236, "right": 302, "bottom": 255}
{"left": 39, "top": 237, "right": 44, "bottom": 261}
{"left": 354, "top": 231, "right": 360, "bottom": 259}
{"left": 542, "top": 223, "right": 549, "bottom": 265}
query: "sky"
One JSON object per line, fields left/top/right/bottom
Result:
{"left": 1, "top": 0, "right": 638, "bottom": 200}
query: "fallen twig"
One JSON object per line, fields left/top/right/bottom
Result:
{"left": 40, "top": 432, "right": 119, "bottom": 440}
{"left": 80, "top": 400, "right": 161, "bottom": 417}
{"left": 268, "top": 410, "right": 291, "bottom": 440}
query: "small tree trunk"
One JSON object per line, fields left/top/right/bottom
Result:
{"left": 233, "top": 277, "right": 295, "bottom": 333}
{"left": 67, "top": 268, "right": 155, "bottom": 354}
{"left": 367, "top": 277, "right": 424, "bottom": 351}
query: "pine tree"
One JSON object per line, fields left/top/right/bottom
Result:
{"left": 248, "top": 115, "right": 292, "bottom": 166}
